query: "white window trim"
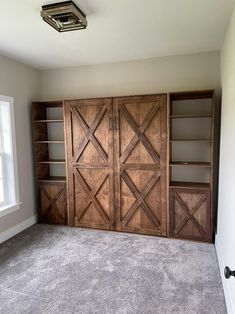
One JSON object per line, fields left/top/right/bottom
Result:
{"left": 0, "top": 95, "right": 21, "bottom": 217}
{"left": 0, "top": 202, "right": 22, "bottom": 218}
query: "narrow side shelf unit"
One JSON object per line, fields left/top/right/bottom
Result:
{"left": 168, "top": 90, "right": 218, "bottom": 242}
{"left": 32, "top": 101, "right": 67, "bottom": 224}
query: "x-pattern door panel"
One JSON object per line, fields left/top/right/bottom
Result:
{"left": 169, "top": 188, "right": 211, "bottom": 241}
{"left": 114, "top": 95, "right": 167, "bottom": 236}
{"left": 65, "top": 99, "right": 114, "bottom": 229}
{"left": 39, "top": 182, "right": 66, "bottom": 224}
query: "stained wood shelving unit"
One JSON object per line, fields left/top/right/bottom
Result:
{"left": 168, "top": 90, "right": 218, "bottom": 242}
{"left": 32, "top": 101, "right": 67, "bottom": 224}
{"left": 31, "top": 90, "right": 219, "bottom": 243}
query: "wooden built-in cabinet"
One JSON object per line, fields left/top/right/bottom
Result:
{"left": 32, "top": 101, "right": 67, "bottom": 224}
{"left": 168, "top": 90, "right": 217, "bottom": 242}
{"left": 32, "top": 90, "right": 219, "bottom": 242}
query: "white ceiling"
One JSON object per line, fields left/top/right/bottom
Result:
{"left": 0, "top": 0, "right": 234, "bottom": 69}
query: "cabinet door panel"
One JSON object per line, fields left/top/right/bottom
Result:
{"left": 38, "top": 182, "right": 66, "bottom": 224}
{"left": 114, "top": 95, "right": 167, "bottom": 236}
{"left": 170, "top": 188, "right": 211, "bottom": 241}
{"left": 65, "top": 98, "right": 114, "bottom": 229}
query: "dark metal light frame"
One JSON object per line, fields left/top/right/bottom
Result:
{"left": 41, "top": 1, "right": 87, "bottom": 32}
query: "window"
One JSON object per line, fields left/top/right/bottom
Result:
{"left": 0, "top": 96, "right": 20, "bottom": 217}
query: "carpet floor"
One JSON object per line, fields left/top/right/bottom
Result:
{"left": 0, "top": 224, "right": 226, "bottom": 314}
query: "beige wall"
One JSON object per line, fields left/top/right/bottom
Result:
{"left": 0, "top": 55, "right": 40, "bottom": 234}
{"left": 216, "top": 5, "right": 235, "bottom": 314}
{"left": 40, "top": 51, "right": 221, "bottom": 180}
{"left": 0, "top": 50, "right": 220, "bottom": 238}
{"left": 40, "top": 51, "right": 220, "bottom": 100}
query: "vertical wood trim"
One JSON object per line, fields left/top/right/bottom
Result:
{"left": 64, "top": 101, "right": 75, "bottom": 226}
{"left": 210, "top": 90, "right": 216, "bottom": 240}
{"left": 108, "top": 100, "right": 115, "bottom": 229}
{"left": 160, "top": 94, "right": 167, "bottom": 236}
{"left": 63, "top": 100, "right": 69, "bottom": 225}
{"left": 169, "top": 189, "right": 174, "bottom": 237}
{"left": 113, "top": 99, "right": 121, "bottom": 230}
{"left": 166, "top": 93, "right": 171, "bottom": 237}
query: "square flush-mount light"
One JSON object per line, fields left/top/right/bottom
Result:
{"left": 41, "top": 1, "right": 87, "bottom": 32}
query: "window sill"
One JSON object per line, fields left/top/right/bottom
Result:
{"left": 0, "top": 202, "right": 22, "bottom": 218}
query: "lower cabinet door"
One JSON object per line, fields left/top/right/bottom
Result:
{"left": 38, "top": 182, "right": 67, "bottom": 224}
{"left": 169, "top": 188, "right": 211, "bottom": 242}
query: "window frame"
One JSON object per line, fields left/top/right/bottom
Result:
{"left": 0, "top": 95, "right": 21, "bottom": 218}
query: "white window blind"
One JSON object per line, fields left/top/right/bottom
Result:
{"left": 0, "top": 96, "right": 20, "bottom": 217}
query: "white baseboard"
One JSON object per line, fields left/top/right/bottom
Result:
{"left": 0, "top": 215, "right": 37, "bottom": 244}
{"left": 215, "top": 236, "right": 234, "bottom": 314}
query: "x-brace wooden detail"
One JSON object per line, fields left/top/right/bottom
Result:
{"left": 41, "top": 185, "right": 64, "bottom": 219}
{"left": 70, "top": 106, "right": 108, "bottom": 164}
{"left": 73, "top": 168, "right": 110, "bottom": 225}
{"left": 174, "top": 192, "right": 207, "bottom": 236}
{"left": 121, "top": 170, "right": 160, "bottom": 229}
{"left": 119, "top": 104, "right": 160, "bottom": 164}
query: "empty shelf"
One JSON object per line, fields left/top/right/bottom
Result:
{"left": 170, "top": 181, "right": 210, "bottom": 189}
{"left": 37, "top": 176, "right": 66, "bottom": 183}
{"left": 170, "top": 161, "right": 211, "bottom": 167}
{"left": 34, "top": 119, "right": 64, "bottom": 123}
{"left": 37, "top": 159, "right": 66, "bottom": 164}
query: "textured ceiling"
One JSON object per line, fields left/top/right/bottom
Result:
{"left": 0, "top": 0, "right": 234, "bottom": 69}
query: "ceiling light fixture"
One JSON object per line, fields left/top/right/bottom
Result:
{"left": 41, "top": 1, "right": 87, "bottom": 32}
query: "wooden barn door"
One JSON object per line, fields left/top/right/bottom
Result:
{"left": 113, "top": 95, "right": 167, "bottom": 236}
{"left": 64, "top": 98, "right": 114, "bottom": 229}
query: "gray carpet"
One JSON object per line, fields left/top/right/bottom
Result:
{"left": 0, "top": 224, "right": 226, "bottom": 314}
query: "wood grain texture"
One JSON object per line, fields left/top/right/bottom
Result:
{"left": 32, "top": 101, "right": 67, "bottom": 224}
{"left": 64, "top": 98, "right": 114, "bottom": 229}
{"left": 168, "top": 90, "right": 217, "bottom": 242}
{"left": 114, "top": 95, "right": 167, "bottom": 236}
{"left": 38, "top": 181, "right": 67, "bottom": 224}
{"left": 32, "top": 90, "right": 219, "bottom": 242}
{"left": 169, "top": 187, "right": 211, "bottom": 242}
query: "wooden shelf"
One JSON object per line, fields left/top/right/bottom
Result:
{"left": 170, "top": 114, "right": 212, "bottom": 119}
{"left": 34, "top": 140, "right": 65, "bottom": 144}
{"left": 170, "top": 181, "right": 210, "bottom": 189}
{"left": 34, "top": 119, "right": 64, "bottom": 123}
{"left": 170, "top": 139, "right": 211, "bottom": 142}
{"left": 170, "top": 161, "right": 211, "bottom": 167}
{"left": 38, "top": 176, "right": 66, "bottom": 183}
{"left": 37, "top": 159, "right": 66, "bottom": 164}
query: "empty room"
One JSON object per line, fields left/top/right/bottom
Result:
{"left": 0, "top": 0, "right": 235, "bottom": 313}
